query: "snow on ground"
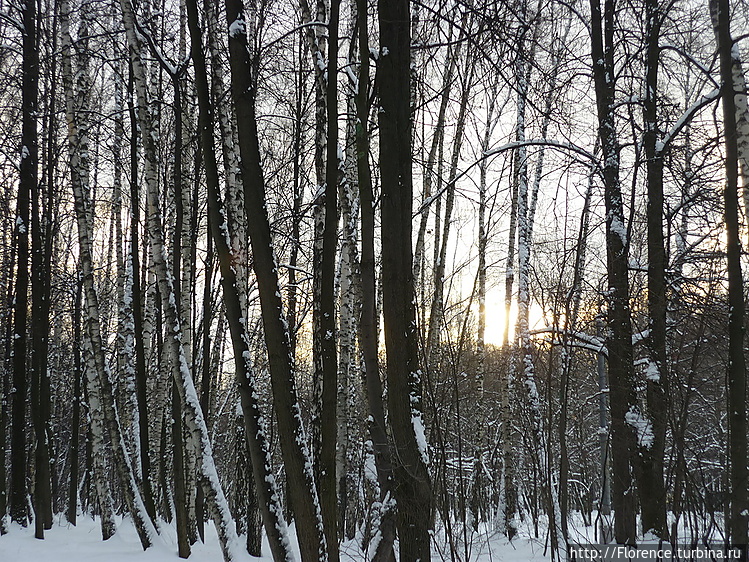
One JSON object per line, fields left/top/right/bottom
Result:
{"left": 0, "top": 514, "right": 551, "bottom": 561}
{"left": 0, "top": 515, "right": 250, "bottom": 562}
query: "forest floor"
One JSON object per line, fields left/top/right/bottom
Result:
{"left": 0, "top": 514, "right": 551, "bottom": 561}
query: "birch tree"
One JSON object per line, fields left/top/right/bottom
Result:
{"left": 61, "top": 0, "right": 156, "bottom": 547}
{"left": 119, "top": 0, "right": 242, "bottom": 558}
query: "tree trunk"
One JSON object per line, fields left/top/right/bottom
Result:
{"left": 67, "top": 278, "right": 83, "bottom": 526}
{"left": 124, "top": 56, "right": 156, "bottom": 523}
{"left": 10, "top": 0, "right": 36, "bottom": 529}
{"left": 119, "top": 0, "right": 241, "bottom": 558}
{"left": 63, "top": 0, "right": 157, "bottom": 547}
{"left": 172, "top": 382, "right": 190, "bottom": 558}
{"left": 31, "top": 0, "right": 57, "bottom": 533}
{"left": 377, "top": 0, "right": 434, "bottom": 558}
{"left": 186, "top": 1, "right": 296, "bottom": 559}
{"left": 319, "top": 0, "right": 341, "bottom": 557}
{"left": 712, "top": 0, "right": 748, "bottom": 545}
{"left": 354, "top": 0, "right": 396, "bottom": 556}
{"left": 589, "top": 0, "right": 638, "bottom": 544}
{"left": 226, "top": 2, "right": 329, "bottom": 560}
{"left": 639, "top": 0, "right": 668, "bottom": 538}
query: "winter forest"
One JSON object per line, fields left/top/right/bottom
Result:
{"left": 0, "top": 0, "right": 747, "bottom": 559}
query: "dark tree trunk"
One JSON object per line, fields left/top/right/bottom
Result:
{"left": 377, "top": 0, "right": 433, "bottom": 558}
{"left": 166, "top": 63, "right": 190, "bottom": 557}
{"left": 127, "top": 57, "right": 155, "bottom": 524}
{"left": 588, "top": 0, "right": 638, "bottom": 544}
{"left": 172, "top": 382, "right": 190, "bottom": 558}
{"left": 67, "top": 278, "right": 82, "bottom": 525}
{"left": 224, "top": 0, "right": 327, "bottom": 557}
{"left": 320, "top": 0, "right": 340, "bottom": 558}
{"left": 188, "top": 1, "right": 298, "bottom": 558}
{"left": 640, "top": 0, "right": 668, "bottom": 538}
{"left": 712, "top": 0, "right": 748, "bottom": 545}
{"left": 196, "top": 219, "right": 212, "bottom": 544}
{"left": 11, "top": 0, "right": 39, "bottom": 528}
{"left": 354, "top": 0, "right": 396, "bottom": 557}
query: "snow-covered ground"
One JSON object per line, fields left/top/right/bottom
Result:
{"left": 0, "top": 515, "right": 551, "bottom": 561}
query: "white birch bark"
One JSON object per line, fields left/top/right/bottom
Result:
{"left": 118, "top": 1, "right": 240, "bottom": 559}
{"left": 205, "top": 0, "right": 247, "bottom": 315}
{"left": 708, "top": 6, "right": 749, "bottom": 232}
{"left": 733, "top": 55, "right": 749, "bottom": 217}
{"left": 300, "top": 0, "right": 329, "bottom": 472}
{"left": 111, "top": 23, "right": 142, "bottom": 482}
{"left": 338, "top": 70, "right": 361, "bottom": 535}
{"left": 80, "top": 315, "right": 116, "bottom": 540}
{"left": 62, "top": 0, "right": 157, "bottom": 548}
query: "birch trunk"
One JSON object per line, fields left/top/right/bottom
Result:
{"left": 706, "top": 4, "right": 749, "bottom": 227}
{"left": 339, "top": 36, "right": 361, "bottom": 540}
{"left": 124, "top": 54, "right": 156, "bottom": 521}
{"left": 119, "top": 1, "right": 240, "bottom": 558}
{"left": 205, "top": 0, "right": 246, "bottom": 305}
{"left": 67, "top": 278, "right": 83, "bottom": 526}
{"left": 511, "top": 8, "right": 546, "bottom": 541}
{"left": 62, "top": 0, "right": 157, "bottom": 548}
{"left": 299, "top": 0, "right": 330, "bottom": 492}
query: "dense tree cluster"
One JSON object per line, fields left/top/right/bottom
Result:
{"left": 0, "top": 0, "right": 747, "bottom": 559}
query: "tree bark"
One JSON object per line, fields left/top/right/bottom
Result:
{"left": 377, "top": 0, "right": 434, "bottom": 557}
{"left": 10, "top": 0, "right": 37, "bottom": 529}
{"left": 225, "top": 2, "right": 328, "bottom": 559}
{"left": 186, "top": 1, "right": 296, "bottom": 559}
{"left": 589, "top": 0, "right": 638, "bottom": 544}
{"left": 119, "top": 0, "right": 241, "bottom": 558}
{"left": 640, "top": 0, "right": 668, "bottom": 538}
{"left": 67, "top": 278, "right": 83, "bottom": 526}
{"left": 354, "top": 0, "right": 396, "bottom": 556}
{"left": 62, "top": 0, "right": 157, "bottom": 547}
{"left": 319, "top": 0, "right": 341, "bottom": 557}
{"left": 712, "top": 0, "right": 748, "bottom": 545}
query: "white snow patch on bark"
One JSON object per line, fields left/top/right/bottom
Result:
{"left": 625, "top": 406, "right": 654, "bottom": 449}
